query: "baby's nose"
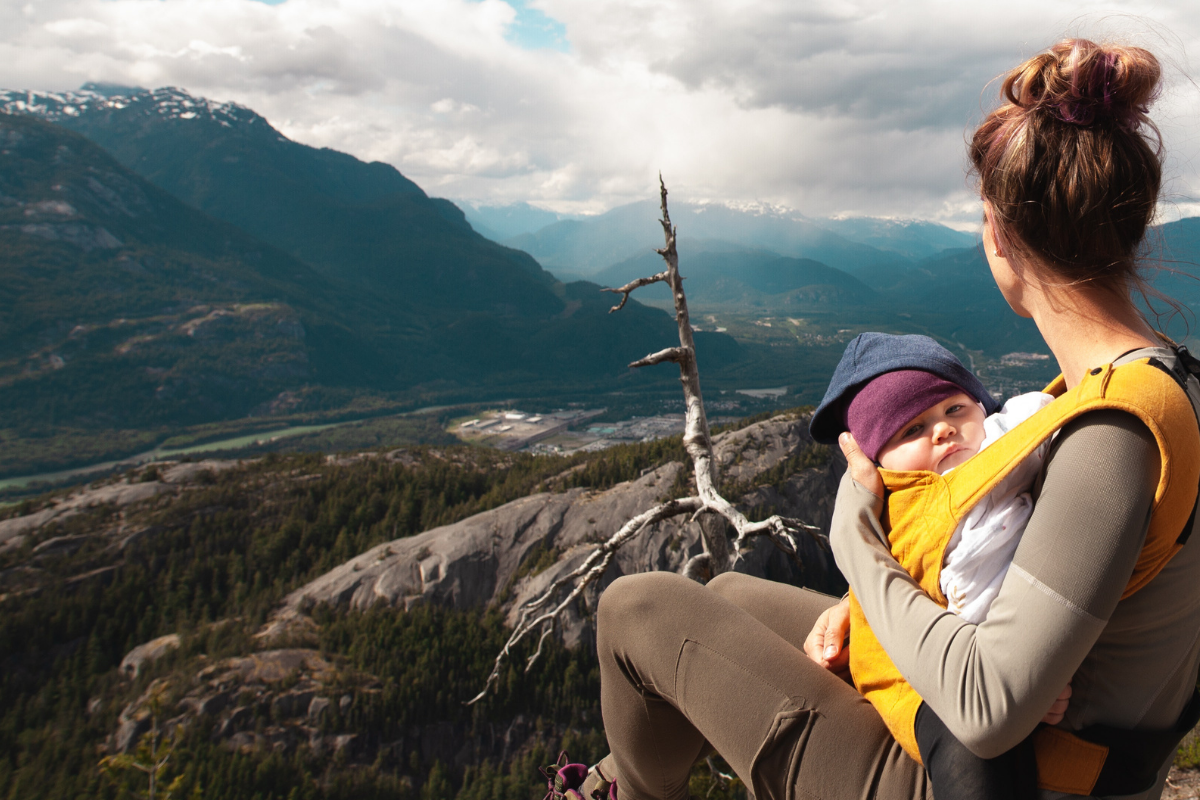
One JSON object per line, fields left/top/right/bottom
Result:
{"left": 933, "top": 421, "right": 957, "bottom": 440}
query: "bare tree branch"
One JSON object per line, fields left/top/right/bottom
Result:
{"left": 603, "top": 271, "right": 670, "bottom": 313}
{"left": 706, "top": 755, "right": 737, "bottom": 794}
{"left": 467, "top": 495, "right": 704, "bottom": 704}
{"left": 629, "top": 346, "right": 688, "bottom": 369}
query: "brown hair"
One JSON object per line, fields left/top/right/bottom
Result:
{"left": 969, "top": 39, "right": 1163, "bottom": 292}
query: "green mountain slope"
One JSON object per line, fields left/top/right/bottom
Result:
{"left": 0, "top": 88, "right": 727, "bottom": 385}
{"left": 1, "top": 87, "right": 560, "bottom": 320}
{"left": 1148, "top": 217, "right": 1200, "bottom": 326}
{"left": 858, "top": 230, "right": 1200, "bottom": 355}
{"left": 0, "top": 112, "right": 418, "bottom": 443}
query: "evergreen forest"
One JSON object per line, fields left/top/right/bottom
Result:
{"left": 0, "top": 425, "right": 808, "bottom": 800}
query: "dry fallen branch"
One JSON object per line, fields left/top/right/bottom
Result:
{"left": 468, "top": 496, "right": 703, "bottom": 704}
{"left": 468, "top": 176, "right": 822, "bottom": 704}
{"left": 705, "top": 755, "right": 738, "bottom": 797}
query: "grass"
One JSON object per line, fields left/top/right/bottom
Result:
{"left": 1177, "top": 724, "right": 1200, "bottom": 769}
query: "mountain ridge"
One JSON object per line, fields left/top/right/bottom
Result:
{"left": 0, "top": 111, "right": 410, "bottom": 441}
{"left": 592, "top": 245, "right": 875, "bottom": 308}
{"left": 503, "top": 198, "right": 911, "bottom": 281}
{"left": 0, "top": 101, "right": 756, "bottom": 477}
{"left": 0, "top": 86, "right": 561, "bottom": 320}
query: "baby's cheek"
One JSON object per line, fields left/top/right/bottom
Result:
{"left": 880, "top": 446, "right": 936, "bottom": 472}
{"left": 967, "top": 426, "right": 987, "bottom": 449}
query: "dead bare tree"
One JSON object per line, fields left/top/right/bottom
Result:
{"left": 468, "top": 177, "right": 821, "bottom": 705}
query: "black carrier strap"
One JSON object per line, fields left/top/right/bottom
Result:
{"left": 1145, "top": 347, "right": 1200, "bottom": 545}
{"left": 1079, "top": 689, "right": 1200, "bottom": 796}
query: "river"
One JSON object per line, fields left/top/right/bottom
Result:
{"left": 0, "top": 421, "right": 349, "bottom": 493}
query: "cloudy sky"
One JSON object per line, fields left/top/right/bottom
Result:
{"left": 3, "top": 0, "right": 1199, "bottom": 227}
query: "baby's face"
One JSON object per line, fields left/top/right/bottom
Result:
{"left": 876, "top": 392, "right": 987, "bottom": 473}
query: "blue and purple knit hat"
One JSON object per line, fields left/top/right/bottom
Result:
{"left": 809, "top": 333, "right": 1000, "bottom": 461}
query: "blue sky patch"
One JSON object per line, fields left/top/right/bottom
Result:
{"left": 484, "top": 0, "right": 570, "bottom": 52}
{"left": 506, "top": 0, "right": 569, "bottom": 52}
{"left": 246, "top": 0, "right": 567, "bottom": 51}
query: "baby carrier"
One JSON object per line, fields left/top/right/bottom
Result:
{"left": 849, "top": 350, "right": 1200, "bottom": 795}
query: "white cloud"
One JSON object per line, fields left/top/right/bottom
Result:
{"left": 2, "top": 0, "right": 1198, "bottom": 225}
{"left": 42, "top": 17, "right": 111, "bottom": 38}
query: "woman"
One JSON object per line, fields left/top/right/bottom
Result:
{"left": 572, "top": 39, "right": 1200, "bottom": 800}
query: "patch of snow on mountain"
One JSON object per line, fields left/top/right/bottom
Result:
{"left": 0, "top": 87, "right": 263, "bottom": 128}
{"left": 689, "top": 198, "right": 807, "bottom": 221}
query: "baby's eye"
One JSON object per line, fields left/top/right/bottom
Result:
{"left": 945, "top": 404, "right": 965, "bottom": 414}
{"left": 902, "top": 423, "right": 923, "bottom": 438}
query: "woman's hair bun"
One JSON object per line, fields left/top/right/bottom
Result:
{"left": 1003, "top": 39, "right": 1161, "bottom": 130}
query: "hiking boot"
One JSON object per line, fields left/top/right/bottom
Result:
{"left": 541, "top": 752, "right": 617, "bottom": 800}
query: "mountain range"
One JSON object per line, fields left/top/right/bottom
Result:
{"left": 2, "top": 86, "right": 561, "bottom": 320}
{"left": 458, "top": 200, "right": 581, "bottom": 242}
{"left": 0, "top": 87, "right": 744, "bottom": 474}
{"left": 500, "top": 198, "right": 923, "bottom": 283}
{"left": 0, "top": 112, "right": 374, "bottom": 426}
{"left": 505, "top": 194, "right": 1200, "bottom": 354}
{"left": 592, "top": 243, "right": 876, "bottom": 308}
{"left": 4, "top": 84, "right": 1200, "bottom": 478}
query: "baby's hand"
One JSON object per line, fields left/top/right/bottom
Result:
{"left": 1041, "top": 683, "right": 1072, "bottom": 725}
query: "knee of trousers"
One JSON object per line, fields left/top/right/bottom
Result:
{"left": 597, "top": 572, "right": 693, "bottom": 645}
{"left": 705, "top": 570, "right": 755, "bottom": 600}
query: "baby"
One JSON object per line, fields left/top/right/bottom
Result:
{"left": 812, "top": 332, "right": 1054, "bottom": 799}
{"left": 843, "top": 366, "right": 1052, "bottom": 623}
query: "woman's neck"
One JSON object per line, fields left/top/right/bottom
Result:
{"left": 1027, "top": 283, "right": 1160, "bottom": 389}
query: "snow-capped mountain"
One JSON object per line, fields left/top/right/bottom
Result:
{"left": 0, "top": 82, "right": 565, "bottom": 319}
{"left": 0, "top": 84, "right": 265, "bottom": 130}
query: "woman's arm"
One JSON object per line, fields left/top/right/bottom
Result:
{"left": 830, "top": 410, "right": 1160, "bottom": 758}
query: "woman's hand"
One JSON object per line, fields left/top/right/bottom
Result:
{"left": 839, "top": 432, "right": 883, "bottom": 499}
{"left": 804, "top": 597, "right": 852, "bottom": 680}
{"left": 1042, "top": 683, "right": 1072, "bottom": 726}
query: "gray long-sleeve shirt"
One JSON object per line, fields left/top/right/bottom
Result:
{"left": 831, "top": 347, "right": 1200, "bottom": 800}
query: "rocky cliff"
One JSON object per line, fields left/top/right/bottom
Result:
{"left": 264, "top": 411, "right": 845, "bottom": 649}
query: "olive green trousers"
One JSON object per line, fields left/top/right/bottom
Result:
{"left": 595, "top": 571, "right": 933, "bottom": 800}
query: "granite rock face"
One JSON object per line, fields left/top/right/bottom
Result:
{"left": 0, "top": 459, "right": 243, "bottom": 555}
{"left": 266, "top": 412, "right": 846, "bottom": 645}
{"left": 111, "top": 649, "right": 347, "bottom": 754}
{"left": 120, "top": 634, "right": 182, "bottom": 678}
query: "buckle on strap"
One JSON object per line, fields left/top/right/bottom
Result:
{"left": 1176, "top": 344, "right": 1200, "bottom": 378}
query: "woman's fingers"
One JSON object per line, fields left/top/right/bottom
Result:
{"left": 839, "top": 432, "right": 884, "bottom": 498}
{"left": 804, "top": 598, "right": 852, "bottom": 675}
{"left": 1041, "top": 683, "right": 1073, "bottom": 725}
{"left": 803, "top": 609, "right": 830, "bottom": 664}
{"left": 822, "top": 602, "right": 850, "bottom": 665}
